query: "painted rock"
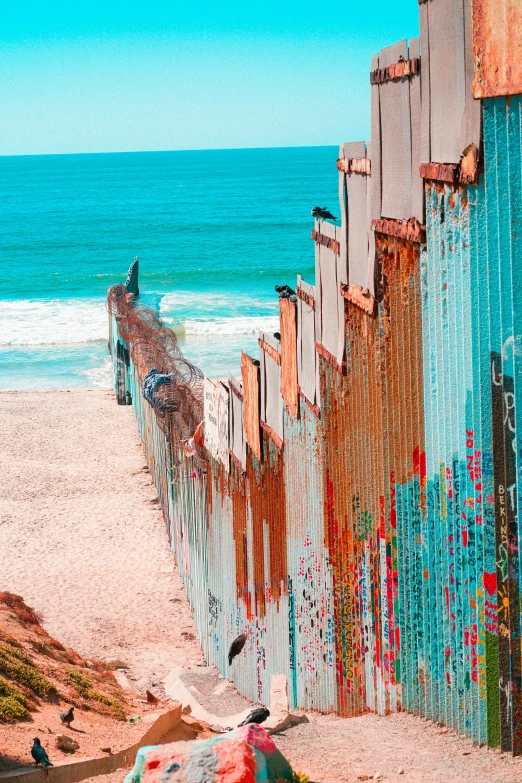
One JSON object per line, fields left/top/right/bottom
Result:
{"left": 125, "top": 724, "right": 293, "bottom": 783}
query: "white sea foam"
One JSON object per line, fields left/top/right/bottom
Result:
{"left": 0, "top": 298, "right": 108, "bottom": 347}
{"left": 0, "top": 293, "right": 279, "bottom": 348}
{"left": 159, "top": 290, "right": 277, "bottom": 315}
{"left": 77, "top": 357, "right": 113, "bottom": 388}
{"left": 183, "top": 316, "right": 280, "bottom": 336}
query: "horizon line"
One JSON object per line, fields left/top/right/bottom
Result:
{"left": 0, "top": 143, "right": 340, "bottom": 160}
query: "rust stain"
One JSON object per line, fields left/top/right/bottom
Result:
{"left": 311, "top": 229, "right": 341, "bottom": 255}
{"left": 260, "top": 418, "right": 283, "bottom": 450}
{"left": 340, "top": 283, "right": 376, "bottom": 316}
{"left": 337, "top": 158, "right": 371, "bottom": 176}
{"left": 229, "top": 376, "right": 244, "bottom": 403}
{"left": 247, "top": 433, "right": 287, "bottom": 616}
{"left": 372, "top": 217, "right": 425, "bottom": 244}
{"left": 420, "top": 146, "right": 479, "bottom": 187}
{"left": 229, "top": 448, "right": 245, "bottom": 474}
{"left": 296, "top": 285, "right": 315, "bottom": 309}
{"left": 420, "top": 162, "right": 459, "bottom": 184}
{"left": 298, "top": 385, "right": 321, "bottom": 418}
{"left": 370, "top": 56, "right": 420, "bottom": 84}
{"left": 258, "top": 338, "right": 281, "bottom": 365}
{"left": 280, "top": 297, "right": 299, "bottom": 418}
{"left": 315, "top": 340, "right": 346, "bottom": 375}
{"left": 241, "top": 352, "right": 262, "bottom": 461}
{"left": 247, "top": 451, "right": 266, "bottom": 618}
{"left": 472, "top": 0, "right": 522, "bottom": 98}
{"left": 232, "top": 469, "right": 251, "bottom": 618}
{"left": 459, "top": 144, "right": 479, "bottom": 185}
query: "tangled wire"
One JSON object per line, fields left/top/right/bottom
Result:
{"left": 107, "top": 284, "right": 204, "bottom": 456}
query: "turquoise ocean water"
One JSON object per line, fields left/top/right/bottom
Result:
{"left": 0, "top": 147, "right": 337, "bottom": 389}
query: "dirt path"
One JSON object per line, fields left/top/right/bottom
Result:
{"left": 275, "top": 712, "right": 522, "bottom": 783}
{"left": 0, "top": 389, "right": 204, "bottom": 695}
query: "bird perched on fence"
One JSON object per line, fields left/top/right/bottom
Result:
{"left": 58, "top": 706, "right": 74, "bottom": 728}
{"left": 228, "top": 633, "right": 247, "bottom": 666}
{"left": 238, "top": 707, "right": 270, "bottom": 727}
{"left": 311, "top": 206, "right": 337, "bottom": 223}
{"left": 31, "top": 738, "right": 53, "bottom": 767}
{"left": 273, "top": 332, "right": 281, "bottom": 341}
{"left": 275, "top": 285, "right": 295, "bottom": 298}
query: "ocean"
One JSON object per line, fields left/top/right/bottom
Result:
{"left": 0, "top": 147, "right": 338, "bottom": 390}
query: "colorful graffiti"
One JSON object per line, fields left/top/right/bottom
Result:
{"left": 108, "top": 6, "right": 522, "bottom": 757}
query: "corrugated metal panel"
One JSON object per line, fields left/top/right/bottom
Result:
{"left": 263, "top": 348, "right": 284, "bottom": 444}
{"left": 108, "top": 12, "right": 522, "bottom": 758}
{"left": 315, "top": 220, "right": 345, "bottom": 365}
{"left": 297, "top": 278, "right": 318, "bottom": 408}
{"left": 241, "top": 352, "right": 262, "bottom": 461}
{"left": 419, "top": 3, "right": 431, "bottom": 167}
{"left": 425, "top": 0, "right": 480, "bottom": 163}
{"left": 409, "top": 37, "right": 424, "bottom": 223}
{"left": 371, "top": 53, "right": 382, "bottom": 222}
{"left": 284, "top": 403, "right": 336, "bottom": 711}
{"left": 229, "top": 375, "right": 246, "bottom": 471}
{"left": 481, "top": 95, "right": 522, "bottom": 752}
{"left": 345, "top": 141, "right": 370, "bottom": 289}
{"left": 280, "top": 297, "right": 298, "bottom": 418}
{"left": 367, "top": 142, "right": 376, "bottom": 296}
{"left": 379, "top": 40, "right": 412, "bottom": 219}
{"left": 471, "top": 0, "right": 522, "bottom": 98}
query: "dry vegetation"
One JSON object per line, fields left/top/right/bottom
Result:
{"left": 0, "top": 592, "right": 128, "bottom": 725}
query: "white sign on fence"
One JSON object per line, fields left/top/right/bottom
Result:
{"left": 204, "top": 377, "right": 230, "bottom": 470}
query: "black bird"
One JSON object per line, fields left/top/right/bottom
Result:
{"left": 31, "top": 738, "right": 53, "bottom": 767}
{"left": 58, "top": 706, "right": 74, "bottom": 728}
{"left": 238, "top": 707, "right": 270, "bottom": 727}
{"left": 228, "top": 633, "right": 247, "bottom": 666}
{"left": 275, "top": 285, "right": 295, "bottom": 297}
{"left": 311, "top": 206, "right": 337, "bottom": 223}
{"left": 273, "top": 332, "right": 281, "bottom": 341}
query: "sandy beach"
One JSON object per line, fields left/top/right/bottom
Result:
{"left": 0, "top": 389, "right": 204, "bottom": 693}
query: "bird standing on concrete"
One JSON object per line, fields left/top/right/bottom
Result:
{"left": 228, "top": 633, "right": 247, "bottom": 666}
{"left": 238, "top": 707, "right": 270, "bottom": 726}
{"left": 31, "top": 738, "right": 53, "bottom": 767}
{"left": 58, "top": 706, "right": 74, "bottom": 728}
{"left": 311, "top": 206, "right": 337, "bottom": 223}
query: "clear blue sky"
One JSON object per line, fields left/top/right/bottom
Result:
{"left": 1, "top": 1, "right": 419, "bottom": 156}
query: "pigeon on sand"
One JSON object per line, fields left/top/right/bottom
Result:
{"left": 58, "top": 706, "right": 74, "bottom": 728}
{"left": 238, "top": 707, "right": 270, "bottom": 726}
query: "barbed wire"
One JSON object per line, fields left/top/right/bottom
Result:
{"left": 107, "top": 284, "right": 205, "bottom": 461}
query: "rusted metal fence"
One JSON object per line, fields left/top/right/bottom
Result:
{"left": 108, "top": 1, "right": 522, "bottom": 755}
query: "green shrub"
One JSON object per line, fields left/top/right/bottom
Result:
{"left": 0, "top": 644, "right": 57, "bottom": 697}
{"left": 67, "top": 668, "right": 93, "bottom": 695}
{"left": 87, "top": 690, "right": 125, "bottom": 719}
{"left": 0, "top": 641, "right": 33, "bottom": 666}
{"left": 0, "top": 676, "right": 26, "bottom": 705}
{"left": 0, "top": 695, "right": 29, "bottom": 721}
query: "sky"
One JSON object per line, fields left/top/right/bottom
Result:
{"left": 0, "top": 1, "right": 420, "bottom": 156}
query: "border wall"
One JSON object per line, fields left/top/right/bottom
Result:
{"left": 108, "top": 0, "right": 522, "bottom": 755}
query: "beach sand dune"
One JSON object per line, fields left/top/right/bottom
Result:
{"left": 0, "top": 389, "right": 204, "bottom": 693}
